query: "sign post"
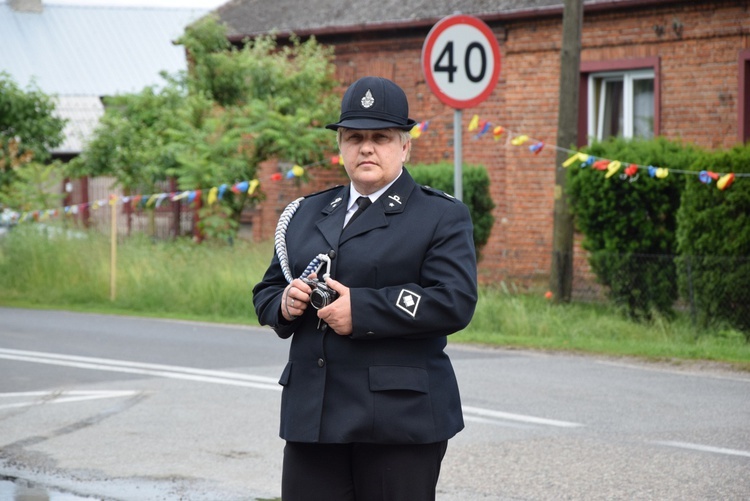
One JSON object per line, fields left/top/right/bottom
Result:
{"left": 422, "top": 14, "right": 501, "bottom": 200}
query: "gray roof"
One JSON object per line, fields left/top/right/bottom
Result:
{"left": 1, "top": 1, "right": 208, "bottom": 154}
{"left": 215, "top": 0, "right": 628, "bottom": 39}
{"left": 0, "top": 2, "right": 208, "bottom": 96}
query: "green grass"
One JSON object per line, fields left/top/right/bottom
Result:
{"left": 459, "top": 289, "right": 750, "bottom": 368}
{"left": 1, "top": 224, "right": 749, "bottom": 371}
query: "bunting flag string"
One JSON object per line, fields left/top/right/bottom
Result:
{"left": 7, "top": 113, "right": 746, "bottom": 226}
{"left": 407, "top": 112, "right": 749, "bottom": 190}
{"left": 3, "top": 154, "right": 348, "bottom": 226}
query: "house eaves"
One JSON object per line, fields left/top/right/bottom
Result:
{"left": 216, "top": 0, "right": 692, "bottom": 42}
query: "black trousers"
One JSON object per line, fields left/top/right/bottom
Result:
{"left": 281, "top": 440, "right": 449, "bottom": 501}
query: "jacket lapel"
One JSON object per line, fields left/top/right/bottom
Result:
{"left": 316, "top": 186, "right": 348, "bottom": 250}
{"left": 338, "top": 169, "right": 416, "bottom": 244}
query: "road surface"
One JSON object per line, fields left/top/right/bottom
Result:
{"left": 1, "top": 307, "right": 749, "bottom": 500}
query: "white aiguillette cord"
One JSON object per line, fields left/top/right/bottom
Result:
{"left": 274, "top": 197, "right": 331, "bottom": 284}
{"left": 274, "top": 197, "right": 304, "bottom": 284}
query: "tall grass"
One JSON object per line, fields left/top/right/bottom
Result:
{"left": 0, "top": 225, "right": 274, "bottom": 323}
{"left": 1, "top": 224, "right": 748, "bottom": 369}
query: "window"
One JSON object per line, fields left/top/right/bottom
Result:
{"left": 579, "top": 57, "right": 660, "bottom": 146}
{"left": 588, "top": 69, "right": 655, "bottom": 141}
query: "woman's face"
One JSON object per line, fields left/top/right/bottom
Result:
{"left": 338, "top": 128, "right": 410, "bottom": 195}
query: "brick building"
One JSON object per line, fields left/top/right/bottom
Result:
{"left": 215, "top": 0, "right": 750, "bottom": 289}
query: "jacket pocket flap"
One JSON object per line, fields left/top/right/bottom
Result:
{"left": 369, "top": 366, "right": 428, "bottom": 393}
{"left": 278, "top": 361, "right": 292, "bottom": 386}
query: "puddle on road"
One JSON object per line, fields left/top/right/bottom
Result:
{"left": 0, "top": 478, "right": 98, "bottom": 500}
{"left": 0, "top": 477, "right": 282, "bottom": 501}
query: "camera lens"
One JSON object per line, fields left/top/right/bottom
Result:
{"left": 309, "top": 289, "right": 329, "bottom": 310}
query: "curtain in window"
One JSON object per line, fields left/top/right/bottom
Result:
{"left": 633, "top": 79, "right": 654, "bottom": 139}
{"left": 601, "top": 80, "right": 623, "bottom": 139}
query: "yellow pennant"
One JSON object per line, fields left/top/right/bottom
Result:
{"left": 605, "top": 161, "right": 622, "bottom": 178}
{"left": 207, "top": 186, "right": 218, "bottom": 205}
{"left": 562, "top": 152, "right": 588, "bottom": 168}
{"left": 717, "top": 173, "right": 735, "bottom": 190}
{"left": 468, "top": 114, "right": 480, "bottom": 132}
{"left": 511, "top": 135, "right": 529, "bottom": 146}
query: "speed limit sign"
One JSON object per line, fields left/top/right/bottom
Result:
{"left": 422, "top": 14, "right": 501, "bottom": 109}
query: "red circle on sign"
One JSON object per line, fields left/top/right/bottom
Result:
{"left": 422, "top": 14, "right": 501, "bottom": 109}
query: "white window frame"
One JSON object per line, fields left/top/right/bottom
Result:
{"left": 587, "top": 69, "right": 655, "bottom": 141}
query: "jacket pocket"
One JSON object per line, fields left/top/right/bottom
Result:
{"left": 369, "top": 366, "right": 434, "bottom": 443}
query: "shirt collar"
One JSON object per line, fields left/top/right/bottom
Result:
{"left": 348, "top": 169, "right": 403, "bottom": 210}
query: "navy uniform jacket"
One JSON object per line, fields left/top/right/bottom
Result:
{"left": 252, "top": 168, "right": 478, "bottom": 444}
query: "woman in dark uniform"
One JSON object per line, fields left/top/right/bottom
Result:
{"left": 253, "top": 76, "right": 478, "bottom": 501}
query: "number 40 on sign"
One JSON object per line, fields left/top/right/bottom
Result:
{"left": 422, "top": 14, "right": 502, "bottom": 109}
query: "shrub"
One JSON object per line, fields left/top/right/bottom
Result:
{"left": 567, "top": 137, "right": 701, "bottom": 319}
{"left": 676, "top": 144, "right": 750, "bottom": 339}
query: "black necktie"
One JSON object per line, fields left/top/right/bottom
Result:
{"left": 345, "top": 196, "right": 372, "bottom": 228}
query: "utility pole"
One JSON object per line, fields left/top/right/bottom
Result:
{"left": 550, "top": 0, "right": 583, "bottom": 303}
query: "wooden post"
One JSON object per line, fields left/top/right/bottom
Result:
{"left": 170, "top": 177, "right": 180, "bottom": 238}
{"left": 550, "top": 0, "right": 583, "bottom": 303}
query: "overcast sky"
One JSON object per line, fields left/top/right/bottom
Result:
{"left": 45, "top": 0, "right": 226, "bottom": 7}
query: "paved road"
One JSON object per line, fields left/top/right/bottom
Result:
{"left": 0, "top": 307, "right": 749, "bottom": 500}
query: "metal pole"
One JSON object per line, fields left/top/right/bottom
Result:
{"left": 454, "top": 108, "right": 463, "bottom": 201}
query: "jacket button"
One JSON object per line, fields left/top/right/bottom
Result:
{"left": 366, "top": 331, "right": 375, "bottom": 336}
{"left": 317, "top": 358, "right": 325, "bottom": 367}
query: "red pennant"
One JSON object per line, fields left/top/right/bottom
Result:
{"left": 593, "top": 160, "right": 609, "bottom": 171}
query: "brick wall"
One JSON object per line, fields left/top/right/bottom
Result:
{"left": 256, "top": 0, "right": 750, "bottom": 291}
{"left": 251, "top": 159, "right": 347, "bottom": 242}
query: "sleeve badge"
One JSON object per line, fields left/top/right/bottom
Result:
{"left": 396, "top": 289, "right": 421, "bottom": 318}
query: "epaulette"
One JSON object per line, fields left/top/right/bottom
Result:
{"left": 420, "top": 185, "right": 458, "bottom": 202}
{"left": 302, "top": 185, "right": 344, "bottom": 200}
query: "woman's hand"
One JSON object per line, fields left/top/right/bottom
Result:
{"left": 317, "top": 277, "right": 352, "bottom": 336}
{"left": 281, "top": 277, "right": 313, "bottom": 321}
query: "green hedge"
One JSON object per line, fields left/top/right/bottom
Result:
{"left": 567, "top": 137, "right": 701, "bottom": 319}
{"left": 676, "top": 145, "right": 750, "bottom": 337}
{"left": 568, "top": 136, "right": 750, "bottom": 338}
{"left": 409, "top": 162, "right": 495, "bottom": 259}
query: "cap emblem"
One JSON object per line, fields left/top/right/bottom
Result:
{"left": 361, "top": 89, "right": 375, "bottom": 109}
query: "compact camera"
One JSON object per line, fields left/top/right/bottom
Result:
{"left": 301, "top": 277, "right": 339, "bottom": 309}
{"left": 298, "top": 251, "right": 339, "bottom": 310}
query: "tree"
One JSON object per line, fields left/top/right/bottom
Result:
{"left": 68, "top": 76, "right": 186, "bottom": 193}
{"left": 171, "top": 18, "right": 339, "bottom": 239}
{"left": 0, "top": 72, "right": 66, "bottom": 209}
{"left": 69, "top": 16, "right": 340, "bottom": 241}
{"left": 0, "top": 161, "right": 67, "bottom": 213}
